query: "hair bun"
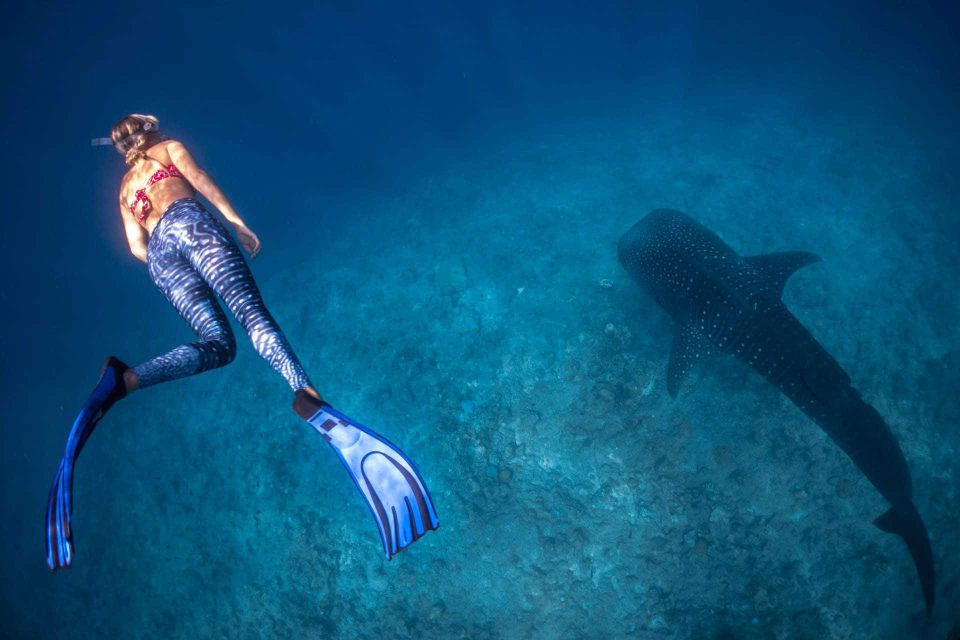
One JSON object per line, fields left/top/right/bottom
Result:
{"left": 111, "top": 114, "right": 165, "bottom": 165}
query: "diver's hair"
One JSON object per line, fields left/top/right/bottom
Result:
{"left": 110, "top": 114, "right": 168, "bottom": 165}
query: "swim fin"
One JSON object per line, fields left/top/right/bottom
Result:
{"left": 45, "top": 356, "right": 129, "bottom": 571}
{"left": 293, "top": 390, "right": 439, "bottom": 559}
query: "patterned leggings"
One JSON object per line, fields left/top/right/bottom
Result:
{"left": 132, "top": 198, "right": 313, "bottom": 391}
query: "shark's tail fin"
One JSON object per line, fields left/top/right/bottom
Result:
{"left": 873, "top": 504, "right": 935, "bottom": 615}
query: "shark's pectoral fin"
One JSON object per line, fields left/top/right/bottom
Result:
{"left": 667, "top": 323, "right": 714, "bottom": 398}
{"left": 873, "top": 508, "right": 901, "bottom": 533}
{"left": 746, "top": 251, "right": 821, "bottom": 297}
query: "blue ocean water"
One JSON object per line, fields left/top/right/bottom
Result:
{"left": 1, "top": 1, "right": 958, "bottom": 638}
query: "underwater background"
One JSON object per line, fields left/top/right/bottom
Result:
{"left": 1, "top": 1, "right": 958, "bottom": 638}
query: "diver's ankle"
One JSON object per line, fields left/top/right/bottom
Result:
{"left": 293, "top": 387, "right": 324, "bottom": 420}
{"left": 123, "top": 369, "right": 140, "bottom": 393}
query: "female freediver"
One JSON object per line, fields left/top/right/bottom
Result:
{"left": 45, "top": 114, "right": 438, "bottom": 570}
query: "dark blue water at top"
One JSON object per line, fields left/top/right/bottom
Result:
{"left": 1, "top": 1, "right": 958, "bottom": 638}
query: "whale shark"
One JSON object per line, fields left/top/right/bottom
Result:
{"left": 617, "top": 208, "right": 935, "bottom": 615}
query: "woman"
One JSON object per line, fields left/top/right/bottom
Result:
{"left": 45, "top": 114, "right": 438, "bottom": 570}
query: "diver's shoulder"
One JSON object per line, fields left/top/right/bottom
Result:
{"left": 118, "top": 168, "right": 135, "bottom": 202}
{"left": 153, "top": 138, "right": 184, "bottom": 151}
{"left": 141, "top": 137, "right": 183, "bottom": 153}
{"left": 146, "top": 138, "right": 189, "bottom": 165}
{"left": 119, "top": 164, "right": 136, "bottom": 184}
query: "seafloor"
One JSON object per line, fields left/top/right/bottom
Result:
{"left": 23, "top": 100, "right": 960, "bottom": 639}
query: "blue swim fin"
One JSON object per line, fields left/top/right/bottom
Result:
{"left": 294, "top": 390, "right": 439, "bottom": 559}
{"left": 45, "top": 357, "right": 128, "bottom": 571}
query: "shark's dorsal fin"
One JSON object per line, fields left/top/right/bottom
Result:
{"left": 667, "top": 323, "right": 714, "bottom": 398}
{"left": 745, "top": 251, "right": 821, "bottom": 297}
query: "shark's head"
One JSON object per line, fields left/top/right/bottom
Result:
{"left": 617, "top": 208, "right": 691, "bottom": 288}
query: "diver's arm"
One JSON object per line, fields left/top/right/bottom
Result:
{"left": 165, "top": 140, "right": 261, "bottom": 257}
{"left": 119, "top": 199, "right": 148, "bottom": 263}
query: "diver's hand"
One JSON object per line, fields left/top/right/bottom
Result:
{"left": 236, "top": 225, "right": 262, "bottom": 258}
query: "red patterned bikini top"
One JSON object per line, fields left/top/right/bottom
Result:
{"left": 128, "top": 163, "right": 185, "bottom": 223}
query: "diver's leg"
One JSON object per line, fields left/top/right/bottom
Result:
{"left": 182, "top": 211, "right": 314, "bottom": 392}
{"left": 47, "top": 213, "right": 241, "bottom": 570}
{"left": 48, "top": 242, "right": 240, "bottom": 567}
{"left": 167, "top": 208, "right": 440, "bottom": 560}
{"left": 130, "top": 251, "right": 237, "bottom": 390}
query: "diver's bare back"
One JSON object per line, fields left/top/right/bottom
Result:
{"left": 119, "top": 139, "right": 195, "bottom": 234}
